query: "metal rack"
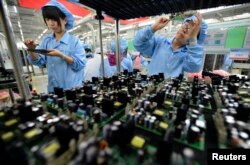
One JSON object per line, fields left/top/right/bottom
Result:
{"left": 0, "top": 0, "right": 31, "bottom": 100}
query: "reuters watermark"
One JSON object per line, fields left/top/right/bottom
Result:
{"left": 208, "top": 149, "right": 250, "bottom": 164}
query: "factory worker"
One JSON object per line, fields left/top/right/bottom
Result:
{"left": 83, "top": 44, "right": 94, "bottom": 58}
{"left": 109, "top": 38, "right": 133, "bottom": 75}
{"left": 24, "top": 0, "right": 86, "bottom": 93}
{"left": 84, "top": 46, "right": 112, "bottom": 82}
{"left": 133, "top": 12, "right": 208, "bottom": 79}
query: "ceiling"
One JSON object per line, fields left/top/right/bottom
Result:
{"left": 0, "top": 0, "right": 250, "bottom": 47}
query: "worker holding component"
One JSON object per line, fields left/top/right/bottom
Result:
{"left": 24, "top": 0, "right": 86, "bottom": 93}
{"left": 133, "top": 12, "right": 208, "bottom": 79}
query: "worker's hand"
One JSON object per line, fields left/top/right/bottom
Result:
{"left": 183, "top": 12, "right": 202, "bottom": 40}
{"left": 24, "top": 39, "right": 36, "bottom": 49}
{"left": 152, "top": 16, "right": 170, "bottom": 32}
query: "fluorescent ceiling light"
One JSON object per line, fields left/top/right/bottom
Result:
{"left": 205, "top": 18, "right": 219, "bottom": 24}
{"left": 224, "top": 13, "right": 250, "bottom": 21}
{"left": 138, "top": 20, "right": 155, "bottom": 27}
{"left": 13, "top": 6, "right": 17, "bottom": 13}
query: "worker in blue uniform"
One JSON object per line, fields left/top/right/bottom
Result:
{"left": 24, "top": 0, "right": 86, "bottom": 93}
{"left": 83, "top": 45, "right": 112, "bottom": 82}
{"left": 133, "top": 12, "right": 208, "bottom": 79}
{"left": 110, "top": 38, "right": 133, "bottom": 75}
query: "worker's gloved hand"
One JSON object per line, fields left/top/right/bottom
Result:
{"left": 181, "top": 12, "right": 202, "bottom": 42}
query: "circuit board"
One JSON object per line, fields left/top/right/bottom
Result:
{"left": 1, "top": 73, "right": 249, "bottom": 165}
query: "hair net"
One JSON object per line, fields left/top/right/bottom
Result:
{"left": 42, "top": 0, "right": 74, "bottom": 30}
{"left": 83, "top": 44, "right": 91, "bottom": 50}
{"left": 111, "top": 38, "right": 128, "bottom": 54}
{"left": 183, "top": 15, "right": 208, "bottom": 45}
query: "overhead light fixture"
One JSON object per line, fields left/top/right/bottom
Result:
{"left": 138, "top": 20, "right": 155, "bottom": 27}
{"left": 205, "top": 18, "right": 219, "bottom": 24}
{"left": 68, "top": 25, "right": 81, "bottom": 32}
{"left": 0, "top": 32, "right": 6, "bottom": 38}
{"left": 18, "top": 21, "right": 21, "bottom": 28}
{"left": 224, "top": 13, "right": 250, "bottom": 21}
{"left": 42, "top": 29, "right": 48, "bottom": 34}
{"left": 36, "top": 28, "right": 49, "bottom": 41}
{"left": 13, "top": 6, "right": 17, "bottom": 13}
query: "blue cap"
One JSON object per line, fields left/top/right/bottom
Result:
{"left": 83, "top": 43, "right": 91, "bottom": 50}
{"left": 42, "top": 0, "right": 74, "bottom": 30}
{"left": 183, "top": 15, "right": 208, "bottom": 45}
{"left": 111, "top": 38, "right": 128, "bottom": 54}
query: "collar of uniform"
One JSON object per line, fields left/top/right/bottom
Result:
{"left": 170, "top": 38, "right": 183, "bottom": 53}
{"left": 48, "top": 32, "right": 70, "bottom": 44}
{"left": 60, "top": 32, "right": 70, "bottom": 44}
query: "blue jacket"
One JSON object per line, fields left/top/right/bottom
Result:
{"left": 27, "top": 32, "right": 86, "bottom": 92}
{"left": 133, "top": 26, "right": 204, "bottom": 79}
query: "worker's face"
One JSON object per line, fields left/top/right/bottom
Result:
{"left": 45, "top": 18, "right": 66, "bottom": 33}
{"left": 175, "top": 23, "right": 191, "bottom": 45}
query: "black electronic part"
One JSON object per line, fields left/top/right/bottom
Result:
{"left": 187, "top": 126, "right": 200, "bottom": 143}
{"left": 54, "top": 87, "right": 64, "bottom": 98}
{"left": 174, "top": 124, "right": 182, "bottom": 138}
{"left": 235, "top": 102, "right": 250, "bottom": 122}
{"left": 159, "top": 73, "right": 164, "bottom": 80}
{"left": 40, "top": 93, "right": 48, "bottom": 102}
{"left": 103, "top": 77, "right": 111, "bottom": 86}
{"left": 54, "top": 122, "right": 76, "bottom": 154}
{"left": 182, "top": 94, "right": 190, "bottom": 105}
{"left": 175, "top": 104, "right": 188, "bottom": 125}
{"left": 68, "top": 102, "right": 78, "bottom": 113}
{"left": 93, "top": 109, "right": 101, "bottom": 123}
{"left": 32, "top": 106, "right": 43, "bottom": 117}
{"left": 123, "top": 69, "right": 128, "bottom": 75}
{"left": 102, "top": 98, "right": 114, "bottom": 117}
{"left": 117, "top": 91, "right": 128, "bottom": 104}
{"left": 128, "top": 83, "right": 136, "bottom": 96}
{"left": 81, "top": 94, "right": 95, "bottom": 106}
{"left": 65, "top": 89, "right": 76, "bottom": 102}
{"left": 141, "top": 74, "right": 147, "bottom": 81}
{"left": 75, "top": 99, "right": 81, "bottom": 106}
{"left": 0, "top": 142, "right": 29, "bottom": 165}
{"left": 156, "top": 128, "right": 174, "bottom": 165}
{"left": 19, "top": 101, "right": 36, "bottom": 122}
{"left": 52, "top": 95, "right": 58, "bottom": 104}
{"left": 91, "top": 77, "right": 99, "bottom": 84}
{"left": 156, "top": 90, "right": 165, "bottom": 107}
{"left": 83, "top": 84, "right": 93, "bottom": 95}
{"left": 57, "top": 98, "right": 64, "bottom": 108}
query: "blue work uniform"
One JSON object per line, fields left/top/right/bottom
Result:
{"left": 84, "top": 54, "right": 112, "bottom": 82}
{"left": 133, "top": 26, "right": 204, "bottom": 79}
{"left": 99, "top": 56, "right": 113, "bottom": 78}
{"left": 27, "top": 32, "right": 86, "bottom": 92}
